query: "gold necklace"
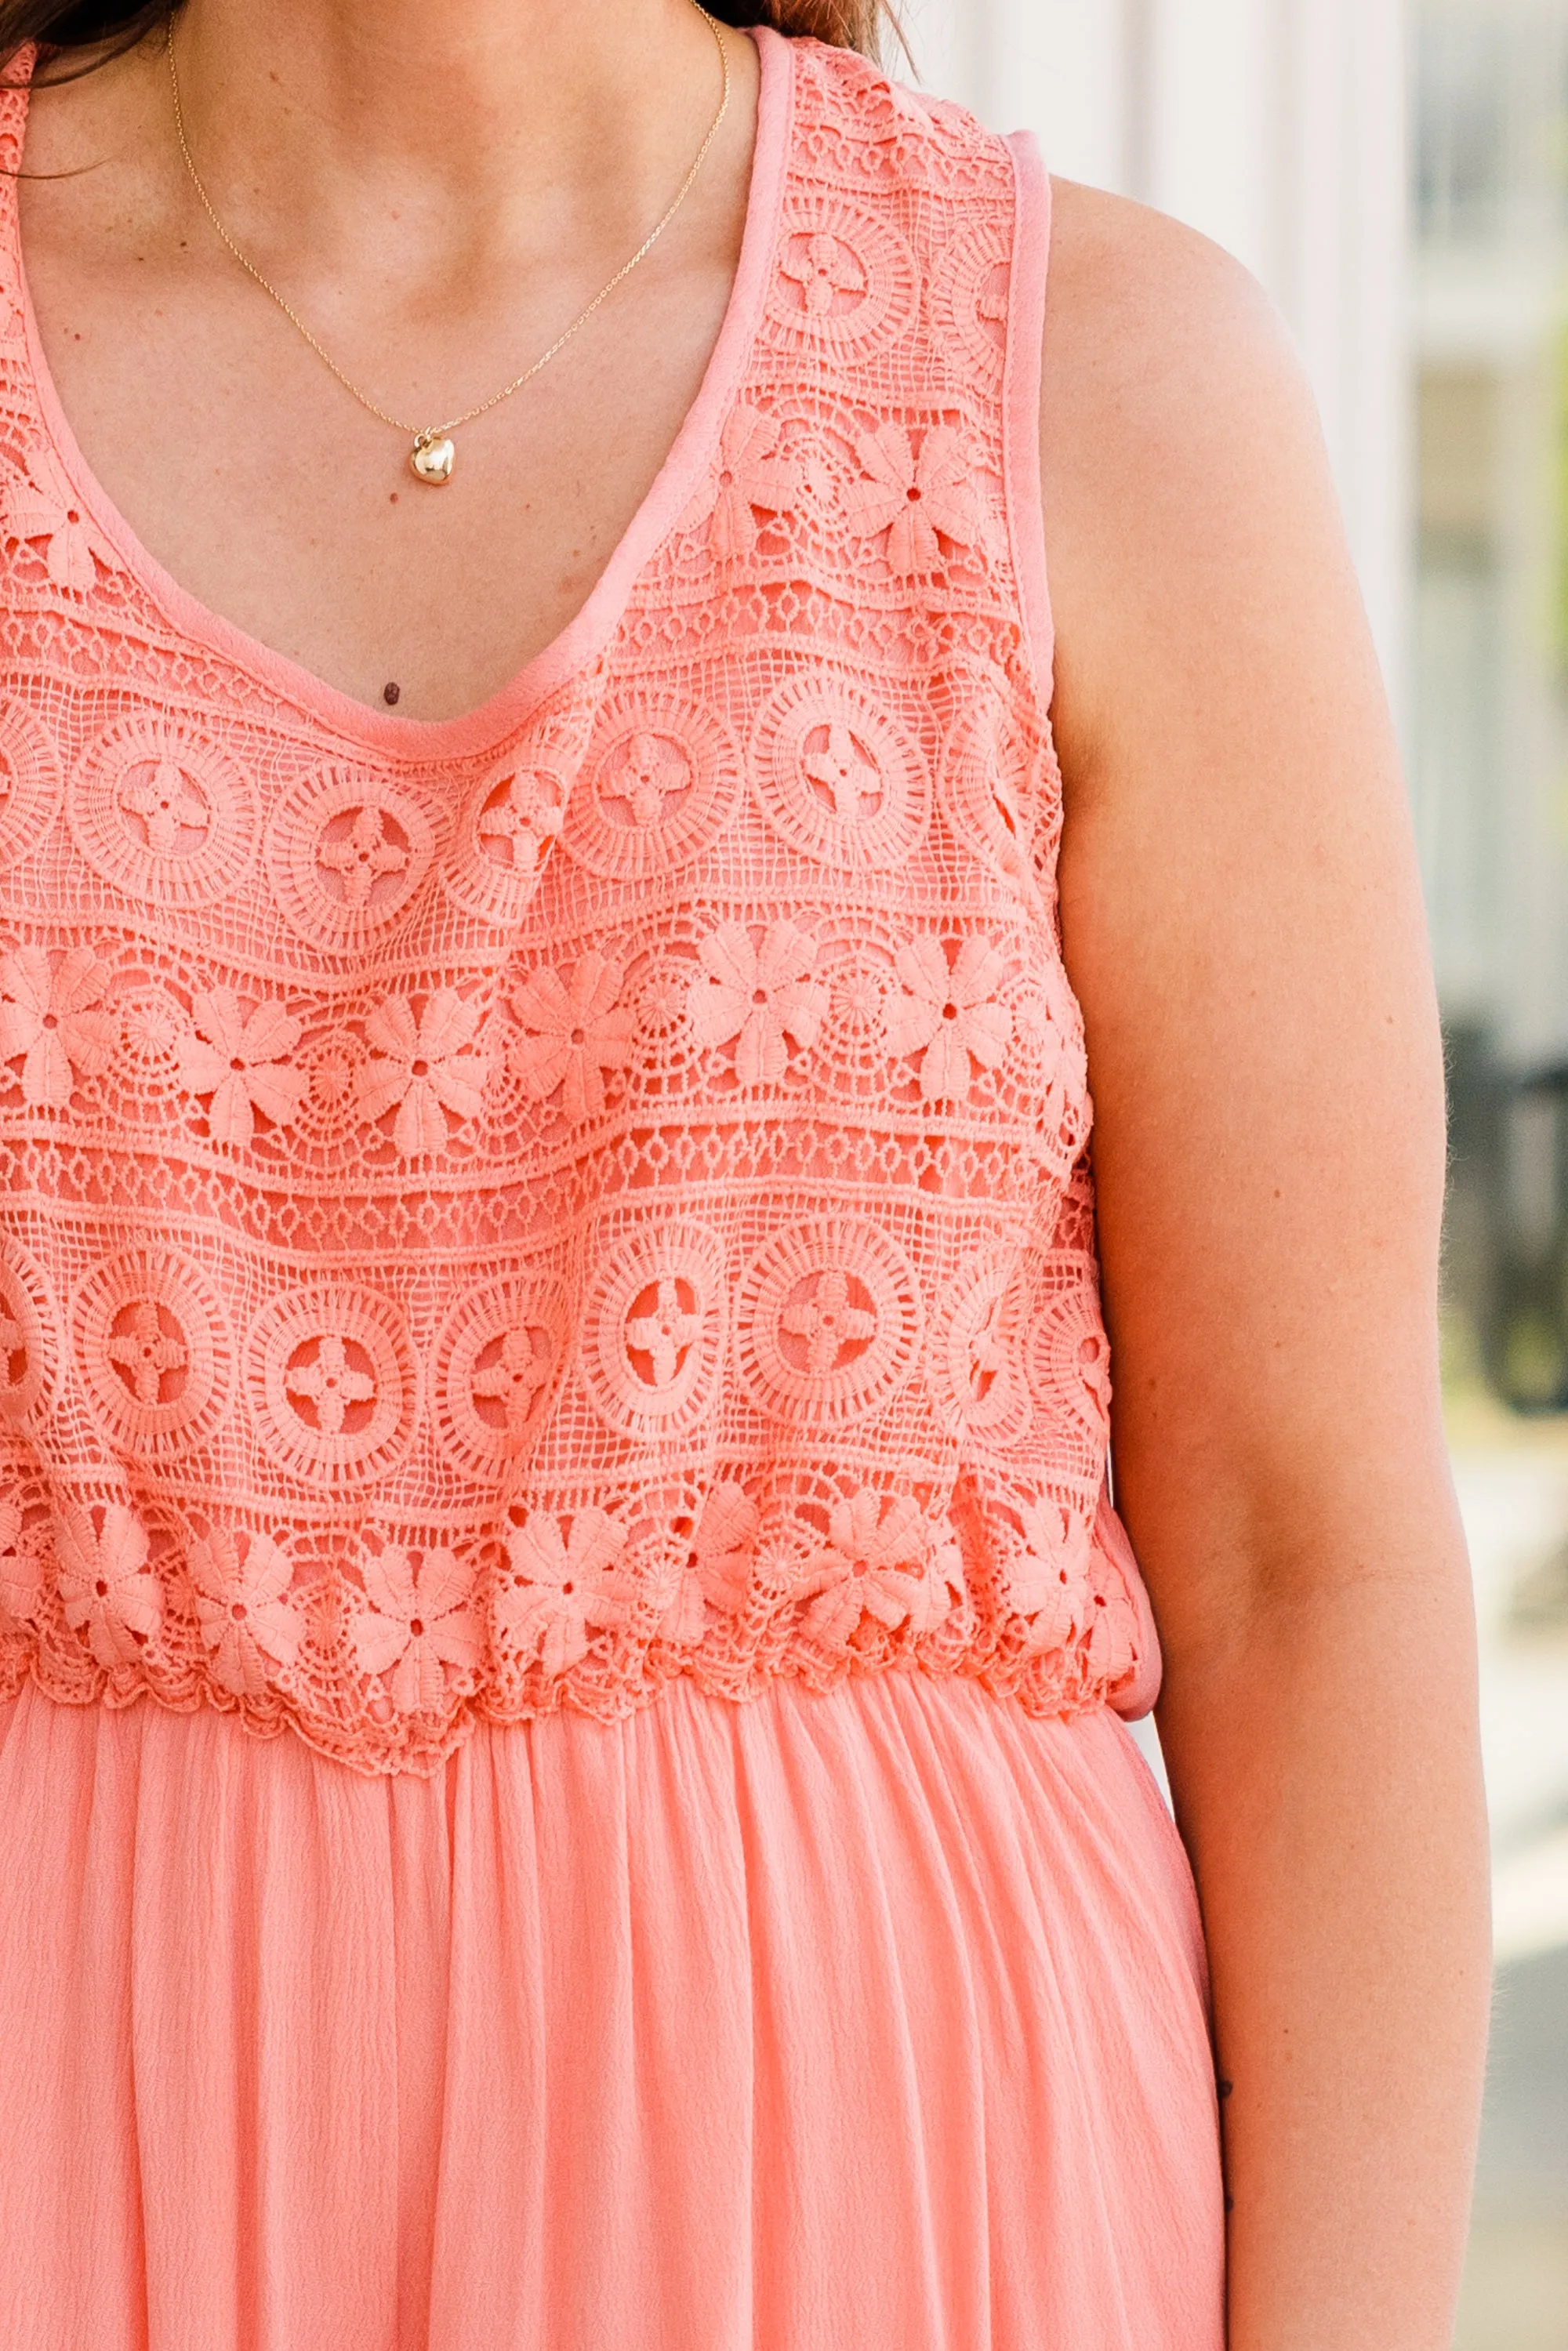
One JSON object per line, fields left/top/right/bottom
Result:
{"left": 166, "top": 5, "right": 731, "bottom": 487}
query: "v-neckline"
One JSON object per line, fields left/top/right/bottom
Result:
{"left": 2, "top": 24, "right": 793, "bottom": 767}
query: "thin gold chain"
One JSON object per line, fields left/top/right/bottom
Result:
{"left": 165, "top": 3, "right": 731, "bottom": 448}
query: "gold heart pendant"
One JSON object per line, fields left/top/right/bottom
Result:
{"left": 410, "top": 434, "right": 456, "bottom": 485}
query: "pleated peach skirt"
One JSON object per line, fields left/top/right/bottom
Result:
{"left": 0, "top": 1669, "right": 1224, "bottom": 2351}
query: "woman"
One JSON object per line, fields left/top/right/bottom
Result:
{"left": 0, "top": 0, "right": 1490, "bottom": 2344}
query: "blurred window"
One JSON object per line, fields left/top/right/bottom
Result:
{"left": 1417, "top": 0, "right": 1568, "bottom": 244}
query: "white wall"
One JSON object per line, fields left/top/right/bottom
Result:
{"left": 904, "top": 0, "right": 1412, "bottom": 727}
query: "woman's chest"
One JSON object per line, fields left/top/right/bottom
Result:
{"left": 18, "top": 224, "right": 742, "bottom": 724}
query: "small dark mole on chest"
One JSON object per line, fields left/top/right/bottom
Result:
{"left": 389, "top": 492, "right": 399, "bottom": 505}
{"left": 383, "top": 682, "right": 401, "bottom": 706}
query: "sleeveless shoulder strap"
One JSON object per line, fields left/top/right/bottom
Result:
{"left": 770, "top": 42, "right": 1056, "bottom": 713}
{"left": 1001, "top": 130, "right": 1053, "bottom": 701}
{"left": 0, "top": 53, "right": 32, "bottom": 359}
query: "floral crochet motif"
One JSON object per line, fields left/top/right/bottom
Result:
{"left": 797, "top": 1490, "right": 955, "bottom": 1652}
{"left": 687, "top": 920, "right": 828, "bottom": 1085}
{"left": 687, "top": 403, "right": 802, "bottom": 558}
{"left": 178, "top": 989, "right": 307, "bottom": 1145}
{"left": 0, "top": 1497, "right": 41, "bottom": 1629}
{"left": 659, "top": 1482, "right": 761, "bottom": 1638}
{"left": 357, "top": 990, "right": 488, "bottom": 1158}
{"left": 783, "top": 1270, "right": 875, "bottom": 1374}
{"left": 752, "top": 680, "right": 929, "bottom": 871}
{"left": 2, "top": 449, "right": 110, "bottom": 592}
{"left": 354, "top": 1543, "right": 483, "bottom": 1717}
{"left": 0, "top": 34, "right": 1159, "bottom": 1775}
{"left": 477, "top": 767, "right": 561, "bottom": 874}
{"left": 804, "top": 725, "right": 879, "bottom": 819}
{"left": 0, "top": 944, "right": 117, "bottom": 1107}
{"left": 497, "top": 1507, "right": 628, "bottom": 1680}
{"left": 55, "top": 1502, "right": 162, "bottom": 1668}
{"left": 604, "top": 735, "right": 688, "bottom": 829}
{"left": 1009, "top": 1497, "right": 1091, "bottom": 1653}
{"left": 781, "top": 230, "right": 864, "bottom": 314}
{"left": 473, "top": 1328, "right": 553, "bottom": 1438}
{"left": 509, "top": 952, "right": 634, "bottom": 1121}
{"left": 268, "top": 771, "right": 435, "bottom": 948}
{"left": 187, "top": 1527, "right": 307, "bottom": 1696}
{"left": 432, "top": 1273, "right": 567, "bottom": 1477}
{"left": 883, "top": 934, "right": 1013, "bottom": 1102}
{"left": 323, "top": 806, "right": 406, "bottom": 903}
{"left": 840, "top": 423, "right": 982, "bottom": 575}
{"left": 0, "top": 1249, "right": 49, "bottom": 1422}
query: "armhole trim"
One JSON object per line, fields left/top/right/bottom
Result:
{"left": 1002, "top": 129, "right": 1054, "bottom": 709}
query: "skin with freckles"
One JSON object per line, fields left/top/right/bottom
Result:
{"left": 16, "top": 9, "right": 1492, "bottom": 2345}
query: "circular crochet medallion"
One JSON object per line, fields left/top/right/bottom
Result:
{"left": 735, "top": 1217, "right": 919, "bottom": 1428}
{"left": 71, "top": 716, "right": 257, "bottom": 909}
{"left": 289, "top": 1026, "right": 372, "bottom": 1148}
{"left": 442, "top": 753, "right": 567, "bottom": 924}
{"left": 582, "top": 1220, "right": 728, "bottom": 1439}
{"left": 1026, "top": 1279, "right": 1113, "bottom": 1457}
{"left": 938, "top": 673, "right": 1039, "bottom": 886}
{"left": 930, "top": 222, "right": 1011, "bottom": 387}
{"left": 434, "top": 1272, "right": 569, "bottom": 1478}
{"left": 562, "top": 698, "right": 741, "bottom": 882}
{"left": 74, "top": 1246, "right": 232, "bottom": 1460}
{"left": 0, "top": 691, "right": 62, "bottom": 869}
{"left": 767, "top": 197, "right": 918, "bottom": 358}
{"left": 266, "top": 767, "right": 436, "bottom": 950}
{"left": 808, "top": 929, "right": 902, "bottom": 1108}
{"left": 927, "top": 1253, "right": 1032, "bottom": 1453}
{"left": 246, "top": 1282, "right": 417, "bottom": 1487}
{"left": 751, "top": 678, "right": 929, "bottom": 871}
{"left": 0, "top": 1240, "right": 57, "bottom": 1423}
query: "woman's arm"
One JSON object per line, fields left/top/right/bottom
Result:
{"left": 1038, "top": 182, "right": 1492, "bottom": 2351}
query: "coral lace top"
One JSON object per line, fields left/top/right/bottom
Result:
{"left": 0, "top": 27, "right": 1160, "bottom": 1779}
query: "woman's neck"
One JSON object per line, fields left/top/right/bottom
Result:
{"left": 161, "top": 0, "right": 732, "bottom": 281}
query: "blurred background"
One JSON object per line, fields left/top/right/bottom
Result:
{"left": 899, "top": 0, "right": 1568, "bottom": 2341}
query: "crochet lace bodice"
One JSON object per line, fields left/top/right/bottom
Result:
{"left": 0, "top": 29, "right": 1160, "bottom": 1777}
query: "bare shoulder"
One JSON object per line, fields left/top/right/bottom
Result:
{"left": 1036, "top": 178, "right": 1369, "bottom": 763}
{"left": 1043, "top": 178, "right": 1288, "bottom": 379}
{"left": 1040, "top": 177, "right": 1318, "bottom": 499}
